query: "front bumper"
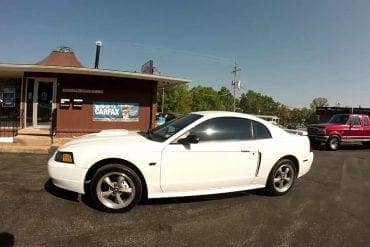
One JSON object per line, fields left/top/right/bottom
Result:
{"left": 48, "top": 158, "right": 88, "bottom": 194}
{"left": 298, "top": 152, "right": 314, "bottom": 178}
{"left": 309, "top": 135, "right": 329, "bottom": 143}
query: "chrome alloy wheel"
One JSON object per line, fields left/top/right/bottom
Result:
{"left": 96, "top": 172, "right": 135, "bottom": 209}
{"left": 329, "top": 138, "right": 339, "bottom": 150}
{"left": 273, "top": 163, "right": 294, "bottom": 193}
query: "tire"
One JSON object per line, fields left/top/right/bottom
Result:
{"left": 310, "top": 141, "right": 321, "bottom": 149}
{"left": 266, "top": 159, "right": 296, "bottom": 196}
{"left": 362, "top": 141, "right": 370, "bottom": 147}
{"left": 89, "top": 164, "right": 142, "bottom": 213}
{"left": 326, "top": 136, "right": 340, "bottom": 151}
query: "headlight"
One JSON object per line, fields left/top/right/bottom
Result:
{"left": 55, "top": 151, "right": 74, "bottom": 164}
{"left": 317, "top": 128, "right": 326, "bottom": 135}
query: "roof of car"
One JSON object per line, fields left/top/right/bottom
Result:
{"left": 191, "top": 111, "right": 289, "bottom": 137}
{"left": 191, "top": 111, "right": 265, "bottom": 121}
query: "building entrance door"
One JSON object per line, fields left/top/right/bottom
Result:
{"left": 26, "top": 78, "right": 57, "bottom": 129}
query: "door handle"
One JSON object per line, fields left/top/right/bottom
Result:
{"left": 241, "top": 147, "right": 251, "bottom": 152}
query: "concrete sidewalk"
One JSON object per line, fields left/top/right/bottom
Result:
{"left": 0, "top": 135, "right": 71, "bottom": 154}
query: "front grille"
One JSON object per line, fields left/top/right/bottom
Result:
{"left": 307, "top": 127, "right": 318, "bottom": 135}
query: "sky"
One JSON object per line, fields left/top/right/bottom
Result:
{"left": 1, "top": 0, "right": 370, "bottom": 108}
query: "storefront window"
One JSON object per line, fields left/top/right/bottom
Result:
{"left": 0, "top": 78, "right": 21, "bottom": 121}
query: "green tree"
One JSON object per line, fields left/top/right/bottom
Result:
{"left": 217, "top": 86, "right": 234, "bottom": 111}
{"left": 190, "top": 86, "right": 222, "bottom": 111}
{"left": 300, "top": 107, "right": 316, "bottom": 124}
{"left": 158, "top": 85, "right": 192, "bottom": 114}
{"left": 239, "top": 90, "right": 280, "bottom": 115}
{"left": 310, "top": 97, "right": 329, "bottom": 110}
{"left": 276, "top": 105, "right": 291, "bottom": 124}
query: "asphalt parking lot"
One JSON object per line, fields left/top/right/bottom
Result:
{"left": 1, "top": 147, "right": 370, "bottom": 247}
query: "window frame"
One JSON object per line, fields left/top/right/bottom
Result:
{"left": 251, "top": 120, "right": 272, "bottom": 140}
{"left": 185, "top": 116, "right": 272, "bottom": 143}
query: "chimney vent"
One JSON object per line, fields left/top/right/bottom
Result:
{"left": 94, "top": 41, "right": 102, "bottom": 69}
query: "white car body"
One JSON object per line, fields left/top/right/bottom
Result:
{"left": 48, "top": 111, "right": 313, "bottom": 201}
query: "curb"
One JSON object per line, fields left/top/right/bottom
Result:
{"left": 0, "top": 145, "right": 56, "bottom": 154}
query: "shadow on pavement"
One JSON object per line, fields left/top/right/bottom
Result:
{"left": 140, "top": 189, "right": 268, "bottom": 205}
{"left": 44, "top": 179, "right": 79, "bottom": 202}
{"left": 81, "top": 194, "right": 100, "bottom": 211}
{"left": 313, "top": 143, "right": 370, "bottom": 151}
{"left": 44, "top": 179, "right": 270, "bottom": 210}
{"left": 0, "top": 232, "right": 15, "bottom": 247}
{"left": 44, "top": 179, "right": 100, "bottom": 211}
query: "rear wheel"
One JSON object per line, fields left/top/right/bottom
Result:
{"left": 90, "top": 164, "right": 142, "bottom": 213}
{"left": 267, "top": 159, "right": 296, "bottom": 196}
{"left": 326, "top": 136, "right": 340, "bottom": 151}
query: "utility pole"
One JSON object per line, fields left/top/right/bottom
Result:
{"left": 161, "top": 87, "right": 165, "bottom": 113}
{"left": 231, "top": 60, "right": 241, "bottom": 112}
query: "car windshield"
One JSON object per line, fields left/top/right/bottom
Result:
{"left": 147, "top": 114, "right": 202, "bottom": 142}
{"left": 328, "top": 114, "right": 349, "bottom": 124}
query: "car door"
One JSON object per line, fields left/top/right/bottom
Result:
{"left": 347, "top": 115, "right": 362, "bottom": 141}
{"left": 160, "top": 117, "right": 259, "bottom": 193}
{"left": 361, "top": 116, "right": 370, "bottom": 140}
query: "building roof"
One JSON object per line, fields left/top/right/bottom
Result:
{"left": 316, "top": 106, "right": 370, "bottom": 115}
{"left": 36, "top": 47, "right": 85, "bottom": 68}
{"left": 0, "top": 63, "right": 190, "bottom": 87}
{"left": 0, "top": 47, "right": 190, "bottom": 86}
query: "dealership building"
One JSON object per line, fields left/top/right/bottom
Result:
{"left": 0, "top": 47, "right": 189, "bottom": 137}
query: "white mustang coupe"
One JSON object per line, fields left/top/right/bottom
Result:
{"left": 48, "top": 111, "right": 313, "bottom": 213}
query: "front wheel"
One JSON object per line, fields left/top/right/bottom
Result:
{"left": 310, "top": 140, "right": 321, "bottom": 149}
{"left": 266, "top": 159, "right": 296, "bottom": 196}
{"left": 326, "top": 136, "right": 340, "bottom": 151}
{"left": 362, "top": 141, "right": 370, "bottom": 147}
{"left": 90, "top": 164, "right": 142, "bottom": 213}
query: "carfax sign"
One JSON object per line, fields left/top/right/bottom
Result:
{"left": 93, "top": 102, "right": 139, "bottom": 121}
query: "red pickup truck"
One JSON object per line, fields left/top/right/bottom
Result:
{"left": 308, "top": 114, "right": 370, "bottom": 150}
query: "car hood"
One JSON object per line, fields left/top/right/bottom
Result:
{"left": 308, "top": 123, "right": 337, "bottom": 128}
{"left": 285, "top": 129, "right": 308, "bottom": 136}
{"left": 59, "top": 129, "right": 152, "bottom": 150}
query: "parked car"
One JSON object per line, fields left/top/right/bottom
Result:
{"left": 285, "top": 123, "right": 298, "bottom": 129}
{"left": 48, "top": 111, "right": 313, "bottom": 213}
{"left": 308, "top": 114, "right": 370, "bottom": 150}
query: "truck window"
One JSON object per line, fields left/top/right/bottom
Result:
{"left": 328, "top": 114, "right": 349, "bottom": 124}
{"left": 351, "top": 116, "right": 360, "bottom": 126}
{"left": 363, "top": 116, "right": 369, "bottom": 126}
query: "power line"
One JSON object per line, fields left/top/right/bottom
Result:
{"left": 110, "top": 39, "right": 234, "bottom": 65}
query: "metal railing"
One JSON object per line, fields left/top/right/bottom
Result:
{"left": 0, "top": 120, "right": 19, "bottom": 142}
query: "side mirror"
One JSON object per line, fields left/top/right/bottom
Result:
{"left": 349, "top": 121, "right": 354, "bottom": 128}
{"left": 178, "top": 134, "right": 200, "bottom": 145}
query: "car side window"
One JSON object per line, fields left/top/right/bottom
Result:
{"left": 363, "top": 117, "right": 369, "bottom": 126}
{"left": 252, "top": 120, "right": 272, "bottom": 139}
{"left": 352, "top": 116, "right": 360, "bottom": 126}
{"left": 189, "top": 117, "right": 253, "bottom": 142}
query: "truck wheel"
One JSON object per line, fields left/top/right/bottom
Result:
{"left": 326, "top": 136, "right": 340, "bottom": 151}
{"left": 362, "top": 141, "right": 370, "bottom": 147}
{"left": 311, "top": 141, "right": 321, "bottom": 149}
